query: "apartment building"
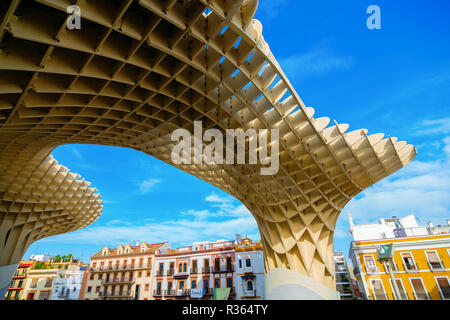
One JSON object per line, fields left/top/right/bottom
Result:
{"left": 334, "top": 252, "right": 358, "bottom": 300}
{"left": 152, "top": 240, "right": 236, "bottom": 300}
{"left": 4, "top": 261, "right": 33, "bottom": 300}
{"left": 234, "top": 238, "right": 264, "bottom": 300}
{"left": 349, "top": 214, "right": 450, "bottom": 300}
{"left": 81, "top": 242, "right": 168, "bottom": 300}
{"left": 22, "top": 268, "right": 59, "bottom": 300}
{"left": 51, "top": 264, "right": 88, "bottom": 300}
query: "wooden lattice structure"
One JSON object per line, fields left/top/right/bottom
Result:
{"left": 0, "top": 0, "right": 416, "bottom": 289}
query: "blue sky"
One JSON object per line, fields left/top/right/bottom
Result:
{"left": 25, "top": 0, "right": 450, "bottom": 263}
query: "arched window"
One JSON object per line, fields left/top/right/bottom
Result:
{"left": 247, "top": 281, "right": 253, "bottom": 291}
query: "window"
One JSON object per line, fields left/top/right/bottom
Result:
{"left": 146, "top": 271, "right": 150, "bottom": 277}
{"left": 145, "top": 284, "right": 149, "bottom": 291}
{"left": 87, "top": 286, "right": 92, "bottom": 293}
{"left": 204, "top": 259, "right": 210, "bottom": 272}
{"left": 179, "top": 281, "right": 185, "bottom": 290}
{"left": 410, "top": 278, "right": 429, "bottom": 300}
{"left": 168, "top": 281, "right": 173, "bottom": 293}
{"left": 425, "top": 251, "right": 444, "bottom": 270}
{"left": 192, "top": 260, "right": 198, "bottom": 273}
{"left": 203, "top": 279, "right": 209, "bottom": 290}
{"left": 98, "top": 273, "right": 102, "bottom": 280}
{"left": 401, "top": 253, "right": 417, "bottom": 271}
{"left": 192, "top": 281, "right": 197, "bottom": 289}
{"left": 363, "top": 255, "right": 377, "bottom": 273}
{"left": 247, "top": 281, "right": 253, "bottom": 291}
{"left": 169, "top": 262, "right": 174, "bottom": 275}
{"left": 178, "top": 263, "right": 183, "bottom": 272}
{"left": 183, "top": 263, "right": 187, "bottom": 272}
{"left": 214, "top": 258, "right": 220, "bottom": 271}
{"left": 239, "top": 259, "right": 242, "bottom": 269}
{"left": 156, "top": 282, "right": 162, "bottom": 294}
{"left": 245, "top": 258, "right": 251, "bottom": 268}
{"left": 370, "top": 279, "right": 387, "bottom": 300}
{"left": 389, "top": 279, "right": 408, "bottom": 300}
{"left": 226, "top": 257, "right": 232, "bottom": 270}
{"left": 138, "top": 271, "right": 142, "bottom": 277}
{"left": 435, "top": 277, "right": 450, "bottom": 300}
{"left": 227, "top": 278, "right": 233, "bottom": 288}
{"left": 159, "top": 262, "right": 164, "bottom": 275}
{"left": 214, "top": 278, "right": 220, "bottom": 288}
{"left": 96, "top": 286, "right": 100, "bottom": 292}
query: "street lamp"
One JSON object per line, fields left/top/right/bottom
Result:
{"left": 377, "top": 244, "right": 403, "bottom": 300}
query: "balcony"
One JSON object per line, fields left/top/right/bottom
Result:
{"left": 156, "top": 270, "right": 165, "bottom": 277}
{"left": 173, "top": 271, "right": 189, "bottom": 279}
{"left": 428, "top": 261, "right": 445, "bottom": 272}
{"left": 243, "top": 266, "right": 254, "bottom": 274}
{"left": 102, "top": 291, "right": 131, "bottom": 299}
{"left": 211, "top": 266, "right": 234, "bottom": 273}
{"left": 90, "top": 264, "right": 151, "bottom": 273}
{"left": 153, "top": 289, "right": 163, "bottom": 297}
{"left": 174, "top": 289, "right": 189, "bottom": 297}
{"left": 202, "top": 267, "right": 211, "bottom": 274}
{"left": 102, "top": 278, "right": 132, "bottom": 285}
{"left": 242, "top": 289, "right": 256, "bottom": 298}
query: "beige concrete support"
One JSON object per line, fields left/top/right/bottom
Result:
{"left": 0, "top": 0, "right": 416, "bottom": 297}
{"left": 0, "top": 263, "right": 19, "bottom": 299}
{"left": 265, "top": 268, "right": 340, "bottom": 300}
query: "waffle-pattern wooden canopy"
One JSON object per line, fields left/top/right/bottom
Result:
{"left": 0, "top": 0, "right": 416, "bottom": 289}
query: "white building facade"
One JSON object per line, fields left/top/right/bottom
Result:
{"left": 234, "top": 238, "right": 265, "bottom": 300}
{"left": 349, "top": 214, "right": 429, "bottom": 241}
{"left": 51, "top": 265, "right": 87, "bottom": 300}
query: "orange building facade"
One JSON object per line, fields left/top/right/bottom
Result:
{"left": 350, "top": 234, "right": 450, "bottom": 300}
{"left": 81, "top": 242, "right": 168, "bottom": 300}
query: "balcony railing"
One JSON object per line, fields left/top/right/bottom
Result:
{"left": 242, "top": 289, "right": 256, "bottom": 297}
{"left": 102, "top": 291, "right": 131, "bottom": 298}
{"left": 90, "top": 264, "right": 152, "bottom": 272}
{"left": 211, "top": 266, "right": 235, "bottom": 273}
{"left": 153, "top": 289, "right": 163, "bottom": 297}
{"left": 102, "top": 278, "right": 132, "bottom": 285}
{"left": 243, "top": 266, "right": 254, "bottom": 274}
{"left": 173, "top": 271, "right": 189, "bottom": 279}
{"left": 202, "top": 267, "right": 211, "bottom": 274}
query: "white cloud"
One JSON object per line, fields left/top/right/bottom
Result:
{"left": 41, "top": 192, "right": 259, "bottom": 247}
{"left": 280, "top": 45, "right": 354, "bottom": 80}
{"left": 416, "top": 118, "right": 450, "bottom": 136}
{"left": 259, "top": 0, "right": 291, "bottom": 20}
{"left": 139, "top": 178, "right": 162, "bottom": 194}
{"left": 205, "top": 192, "right": 233, "bottom": 204}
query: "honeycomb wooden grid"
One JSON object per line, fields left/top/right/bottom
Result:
{"left": 0, "top": 0, "right": 416, "bottom": 289}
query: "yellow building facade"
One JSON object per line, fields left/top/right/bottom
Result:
{"left": 350, "top": 234, "right": 450, "bottom": 300}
